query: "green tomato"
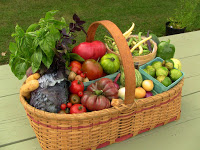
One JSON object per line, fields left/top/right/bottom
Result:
{"left": 100, "top": 53, "right": 120, "bottom": 74}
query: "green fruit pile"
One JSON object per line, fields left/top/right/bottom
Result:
{"left": 143, "top": 60, "right": 182, "bottom": 87}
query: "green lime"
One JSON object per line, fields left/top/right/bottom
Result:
{"left": 157, "top": 75, "right": 166, "bottom": 82}
{"left": 143, "top": 68, "right": 148, "bottom": 73}
{"left": 146, "top": 65, "right": 154, "bottom": 70}
{"left": 148, "top": 68, "right": 156, "bottom": 77}
{"left": 157, "top": 76, "right": 172, "bottom": 87}
{"left": 170, "top": 69, "right": 182, "bottom": 81}
{"left": 144, "top": 66, "right": 156, "bottom": 77}
{"left": 151, "top": 61, "right": 162, "bottom": 70}
{"left": 156, "top": 67, "right": 168, "bottom": 77}
{"left": 164, "top": 59, "right": 174, "bottom": 70}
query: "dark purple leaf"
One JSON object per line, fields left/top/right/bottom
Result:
{"left": 74, "top": 26, "right": 81, "bottom": 31}
{"left": 62, "top": 38, "right": 71, "bottom": 45}
{"left": 69, "top": 23, "right": 75, "bottom": 30}
{"left": 61, "top": 28, "right": 67, "bottom": 36}
{"left": 79, "top": 26, "right": 87, "bottom": 35}
{"left": 63, "top": 34, "right": 70, "bottom": 38}
{"left": 70, "top": 29, "right": 75, "bottom": 32}
{"left": 76, "top": 21, "right": 85, "bottom": 26}
{"left": 73, "top": 14, "right": 80, "bottom": 22}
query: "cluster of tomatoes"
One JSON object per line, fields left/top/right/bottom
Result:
{"left": 59, "top": 79, "right": 86, "bottom": 114}
{"left": 59, "top": 59, "right": 103, "bottom": 114}
{"left": 58, "top": 40, "right": 120, "bottom": 114}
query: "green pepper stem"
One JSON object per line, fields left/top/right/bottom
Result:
{"left": 94, "top": 90, "right": 103, "bottom": 96}
{"left": 78, "top": 106, "right": 83, "bottom": 110}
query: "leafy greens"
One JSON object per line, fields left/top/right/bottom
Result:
{"left": 9, "top": 10, "right": 86, "bottom": 80}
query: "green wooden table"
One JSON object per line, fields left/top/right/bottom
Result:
{"left": 0, "top": 31, "right": 200, "bottom": 150}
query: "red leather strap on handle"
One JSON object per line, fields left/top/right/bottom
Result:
{"left": 86, "top": 20, "right": 136, "bottom": 105}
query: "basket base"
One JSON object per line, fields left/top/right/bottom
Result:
{"left": 85, "top": 115, "right": 180, "bottom": 150}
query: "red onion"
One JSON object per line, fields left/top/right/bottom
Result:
{"left": 145, "top": 91, "right": 153, "bottom": 98}
{"left": 113, "top": 73, "right": 121, "bottom": 89}
{"left": 113, "top": 82, "right": 120, "bottom": 89}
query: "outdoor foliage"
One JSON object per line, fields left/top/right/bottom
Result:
{"left": 0, "top": 0, "right": 200, "bottom": 65}
{"left": 168, "top": 0, "right": 200, "bottom": 29}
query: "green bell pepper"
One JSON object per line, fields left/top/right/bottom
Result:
{"left": 156, "top": 40, "right": 175, "bottom": 60}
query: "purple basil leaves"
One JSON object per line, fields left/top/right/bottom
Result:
{"left": 56, "top": 14, "right": 86, "bottom": 52}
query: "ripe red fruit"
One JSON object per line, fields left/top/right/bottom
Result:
{"left": 60, "top": 104, "right": 67, "bottom": 110}
{"left": 81, "top": 59, "right": 103, "bottom": 80}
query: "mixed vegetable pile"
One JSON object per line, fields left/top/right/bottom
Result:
{"left": 9, "top": 10, "right": 184, "bottom": 114}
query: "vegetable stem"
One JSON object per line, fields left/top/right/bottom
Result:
{"left": 94, "top": 90, "right": 103, "bottom": 96}
{"left": 107, "top": 57, "right": 115, "bottom": 62}
{"left": 114, "top": 73, "right": 121, "bottom": 83}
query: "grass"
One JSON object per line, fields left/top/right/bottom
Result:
{"left": 0, "top": 0, "right": 200, "bottom": 65}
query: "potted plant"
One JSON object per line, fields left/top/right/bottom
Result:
{"left": 166, "top": 0, "right": 199, "bottom": 35}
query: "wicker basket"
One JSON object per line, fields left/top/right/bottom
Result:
{"left": 106, "top": 35, "right": 157, "bottom": 67}
{"left": 20, "top": 20, "right": 184, "bottom": 150}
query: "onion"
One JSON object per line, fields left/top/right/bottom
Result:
{"left": 142, "top": 80, "right": 154, "bottom": 91}
{"left": 118, "top": 87, "right": 125, "bottom": 100}
{"left": 145, "top": 91, "right": 153, "bottom": 98}
{"left": 114, "top": 82, "right": 120, "bottom": 89}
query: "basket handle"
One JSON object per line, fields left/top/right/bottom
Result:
{"left": 86, "top": 20, "right": 136, "bottom": 105}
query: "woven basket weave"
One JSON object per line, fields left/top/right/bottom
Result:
{"left": 20, "top": 20, "right": 184, "bottom": 150}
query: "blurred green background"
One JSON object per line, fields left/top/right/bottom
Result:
{"left": 0, "top": 0, "right": 200, "bottom": 65}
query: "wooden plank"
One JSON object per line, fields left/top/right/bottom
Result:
{"left": 0, "top": 138, "right": 40, "bottom": 150}
{"left": 0, "top": 94, "right": 36, "bottom": 146}
{"left": 159, "top": 31, "right": 200, "bottom": 59}
{"left": 101, "top": 119, "right": 200, "bottom": 150}
{"left": 1, "top": 92, "right": 200, "bottom": 150}
{"left": 182, "top": 75, "right": 200, "bottom": 96}
{"left": 180, "top": 55, "right": 200, "bottom": 77}
{"left": 0, "top": 65, "right": 24, "bottom": 97}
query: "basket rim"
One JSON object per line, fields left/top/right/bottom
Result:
{"left": 20, "top": 78, "right": 184, "bottom": 121}
{"left": 106, "top": 35, "right": 157, "bottom": 59}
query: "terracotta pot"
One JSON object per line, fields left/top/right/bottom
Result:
{"left": 166, "top": 22, "right": 186, "bottom": 36}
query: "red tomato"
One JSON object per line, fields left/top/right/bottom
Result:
{"left": 77, "top": 69, "right": 82, "bottom": 75}
{"left": 60, "top": 104, "right": 67, "bottom": 110}
{"left": 66, "top": 102, "right": 73, "bottom": 108}
{"left": 71, "top": 67, "right": 79, "bottom": 74}
{"left": 69, "top": 80, "right": 84, "bottom": 94}
{"left": 69, "top": 61, "right": 82, "bottom": 70}
{"left": 70, "top": 104, "right": 87, "bottom": 114}
{"left": 81, "top": 59, "right": 103, "bottom": 80}
{"left": 80, "top": 73, "right": 86, "bottom": 78}
{"left": 78, "top": 91, "right": 83, "bottom": 97}
{"left": 72, "top": 41, "right": 106, "bottom": 61}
